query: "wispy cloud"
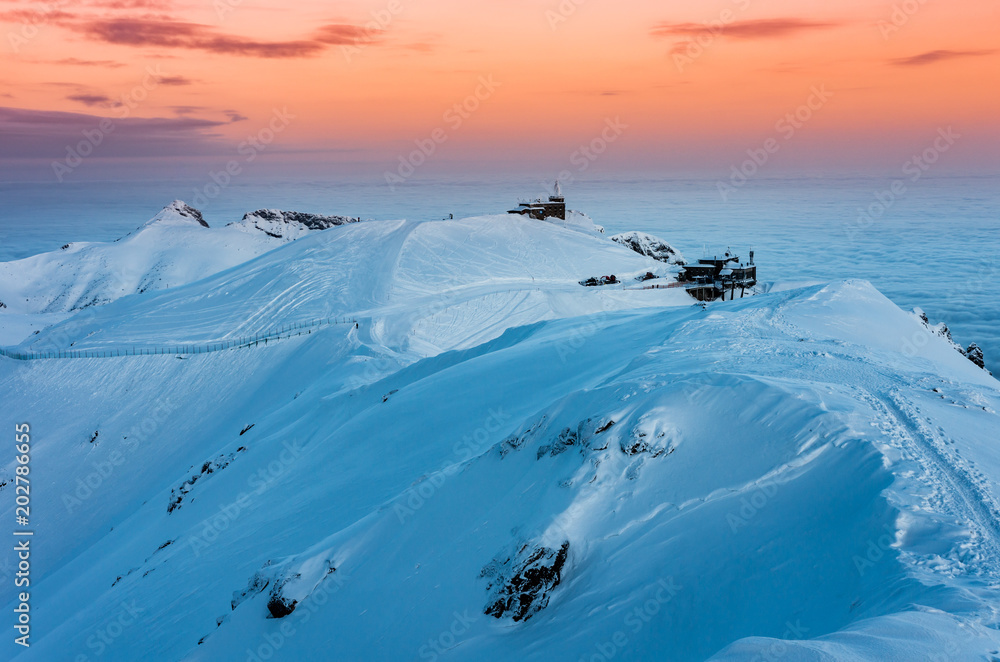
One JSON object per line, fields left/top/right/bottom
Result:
{"left": 158, "top": 75, "right": 194, "bottom": 85}
{"left": 66, "top": 93, "right": 119, "bottom": 108}
{"left": 4, "top": 0, "right": 396, "bottom": 59}
{"left": 891, "top": 49, "right": 995, "bottom": 66}
{"left": 73, "top": 18, "right": 328, "bottom": 58}
{"left": 0, "top": 106, "right": 230, "bottom": 159}
{"left": 313, "top": 23, "right": 383, "bottom": 46}
{"left": 53, "top": 57, "right": 127, "bottom": 68}
{"left": 0, "top": 8, "right": 76, "bottom": 24}
{"left": 170, "top": 105, "right": 206, "bottom": 115}
{"left": 652, "top": 18, "right": 841, "bottom": 41}
{"left": 89, "top": 0, "right": 175, "bottom": 9}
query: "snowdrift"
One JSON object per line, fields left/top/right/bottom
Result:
{"left": 2, "top": 210, "right": 1000, "bottom": 662}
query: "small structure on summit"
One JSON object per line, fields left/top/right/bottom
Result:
{"left": 678, "top": 250, "right": 757, "bottom": 301}
{"left": 508, "top": 182, "right": 567, "bottom": 220}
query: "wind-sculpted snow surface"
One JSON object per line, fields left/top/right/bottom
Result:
{"left": 2, "top": 212, "right": 1000, "bottom": 661}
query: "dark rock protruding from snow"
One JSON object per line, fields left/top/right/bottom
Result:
{"left": 913, "top": 308, "right": 990, "bottom": 373}
{"left": 481, "top": 541, "right": 570, "bottom": 621}
{"left": 266, "top": 574, "right": 300, "bottom": 618}
{"left": 611, "top": 231, "right": 685, "bottom": 265}
{"left": 167, "top": 448, "right": 246, "bottom": 513}
{"left": 621, "top": 423, "right": 676, "bottom": 458}
{"left": 966, "top": 343, "right": 986, "bottom": 370}
{"left": 231, "top": 569, "right": 271, "bottom": 611}
{"left": 169, "top": 201, "right": 209, "bottom": 228}
{"left": 234, "top": 209, "right": 359, "bottom": 239}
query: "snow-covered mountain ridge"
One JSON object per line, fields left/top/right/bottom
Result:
{"left": 1, "top": 208, "right": 999, "bottom": 661}
{"left": 230, "top": 209, "right": 359, "bottom": 241}
{"left": 0, "top": 201, "right": 358, "bottom": 321}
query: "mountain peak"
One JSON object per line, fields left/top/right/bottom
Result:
{"left": 160, "top": 200, "right": 209, "bottom": 228}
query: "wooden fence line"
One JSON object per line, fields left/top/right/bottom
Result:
{"left": 0, "top": 316, "right": 357, "bottom": 361}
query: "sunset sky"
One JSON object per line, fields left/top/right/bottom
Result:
{"left": 1, "top": 0, "right": 998, "bottom": 182}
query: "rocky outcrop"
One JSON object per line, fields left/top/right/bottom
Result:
{"left": 231, "top": 556, "right": 339, "bottom": 621}
{"left": 229, "top": 563, "right": 300, "bottom": 618}
{"left": 621, "top": 425, "right": 673, "bottom": 457}
{"left": 266, "top": 574, "right": 300, "bottom": 618}
{"left": 966, "top": 343, "right": 986, "bottom": 370}
{"left": 481, "top": 541, "right": 570, "bottom": 622}
{"left": 167, "top": 447, "right": 246, "bottom": 514}
{"left": 231, "top": 564, "right": 271, "bottom": 611}
{"left": 233, "top": 209, "right": 359, "bottom": 240}
{"left": 169, "top": 201, "right": 209, "bottom": 228}
{"left": 611, "top": 231, "right": 685, "bottom": 265}
{"left": 913, "top": 308, "right": 990, "bottom": 374}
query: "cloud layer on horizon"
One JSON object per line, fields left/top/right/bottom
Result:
{"left": 0, "top": 106, "right": 231, "bottom": 159}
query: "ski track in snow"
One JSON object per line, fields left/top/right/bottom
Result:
{"left": 759, "top": 288, "right": 1000, "bottom": 588}
{"left": 869, "top": 389, "right": 1000, "bottom": 579}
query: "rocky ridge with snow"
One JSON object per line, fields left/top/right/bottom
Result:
{"left": 611, "top": 230, "right": 686, "bottom": 265}
{"left": 230, "top": 209, "right": 359, "bottom": 240}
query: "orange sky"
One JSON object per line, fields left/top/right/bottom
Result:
{"left": 1, "top": 0, "right": 998, "bottom": 179}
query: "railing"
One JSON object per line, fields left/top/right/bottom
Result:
{"left": 624, "top": 281, "right": 686, "bottom": 291}
{"left": 0, "top": 316, "right": 357, "bottom": 361}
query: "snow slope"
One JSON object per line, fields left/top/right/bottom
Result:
{"left": 10, "top": 214, "right": 682, "bottom": 357}
{"left": 2, "top": 212, "right": 1000, "bottom": 662}
{"left": 0, "top": 201, "right": 357, "bottom": 324}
